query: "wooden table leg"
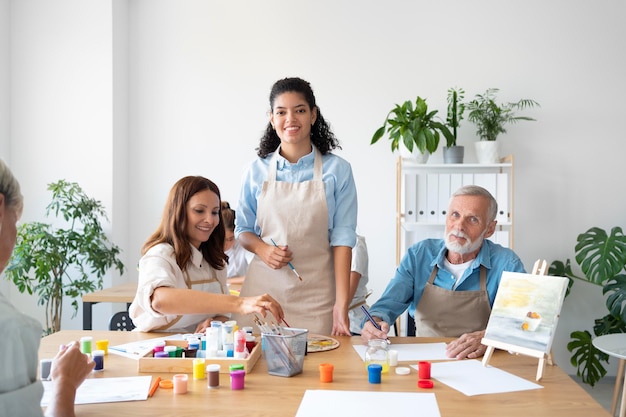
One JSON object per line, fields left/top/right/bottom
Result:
{"left": 619, "top": 358, "right": 626, "bottom": 417}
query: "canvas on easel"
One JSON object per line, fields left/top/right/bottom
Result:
{"left": 481, "top": 268, "right": 568, "bottom": 381}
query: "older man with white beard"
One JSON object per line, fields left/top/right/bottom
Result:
{"left": 360, "top": 185, "right": 525, "bottom": 360}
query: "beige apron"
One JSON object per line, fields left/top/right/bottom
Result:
{"left": 235, "top": 146, "right": 334, "bottom": 335}
{"left": 152, "top": 268, "right": 225, "bottom": 332}
{"left": 414, "top": 265, "right": 491, "bottom": 337}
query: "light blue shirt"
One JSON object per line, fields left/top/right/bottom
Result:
{"left": 365, "top": 239, "right": 526, "bottom": 327}
{"left": 235, "top": 147, "right": 358, "bottom": 248}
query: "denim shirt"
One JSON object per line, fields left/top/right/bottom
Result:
{"left": 365, "top": 239, "right": 526, "bottom": 327}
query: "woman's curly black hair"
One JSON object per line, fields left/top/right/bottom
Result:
{"left": 256, "top": 77, "right": 341, "bottom": 158}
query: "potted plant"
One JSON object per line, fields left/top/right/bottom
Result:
{"left": 371, "top": 96, "right": 453, "bottom": 163}
{"left": 5, "top": 179, "right": 126, "bottom": 334}
{"left": 549, "top": 226, "right": 626, "bottom": 387}
{"left": 466, "top": 88, "right": 540, "bottom": 163}
{"left": 443, "top": 87, "right": 466, "bottom": 164}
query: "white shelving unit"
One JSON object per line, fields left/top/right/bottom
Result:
{"left": 394, "top": 155, "right": 515, "bottom": 336}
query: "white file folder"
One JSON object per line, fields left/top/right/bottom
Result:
{"left": 426, "top": 174, "right": 439, "bottom": 223}
{"left": 496, "top": 173, "right": 509, "bottom": 224}
{"left": 416, "top": 174, "right": 427, "bottom": 222}
{"left": 404, "top": 174, "right": 417, "bottom": 222}
{"left": 437, "top": 174, "right": 450, "bottom": 223}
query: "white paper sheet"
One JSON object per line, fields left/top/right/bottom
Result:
{"left": 410, "top": 359, "right": 543, "bottom": 396}
{"left": 109, "top": 333, "right": 185, "bottom": 359}
{"left": 41, "top": 376, "right": 152, "bottom": 405}
{"left": 295, "top": 390, "right": 441, "bottom": 417}
{"left": 352, "top": 342, "right": 452, "bottom": 362}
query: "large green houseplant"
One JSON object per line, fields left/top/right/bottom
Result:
{"left": 466, "top": 88, "right": 540, "bottom": 163}
{"left": 371, "top": 96, "right": 453, "bottom": 162}
{"left": 443, "top": 87, "right": 466, "bottom": 163}
{"left": 5, "top": 180, "right": 125, "bottom": 334}
{"left": 549, "top": 226, "right": 626, "bottom": 387}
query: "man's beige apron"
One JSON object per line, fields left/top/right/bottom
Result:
{"left": 414, "top": 265, "right": 491, "bottom": 337}
{"left": 234, "top": 146, "right": 334, "bottom": 335}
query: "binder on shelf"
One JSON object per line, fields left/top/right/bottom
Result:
{"left": 438, "top": 173, "right": 450, "bottom": 223}
{"left": 450, "top": 173, "right": 463, "bottom": 196}
{"left": 404, "top": 174, "right": 417, "bottom": 223}
{"left": 416, "top": 174, "right": 427, "bottom": 222}
{"left": 496, "top": 173, "right": 509, "bottom": 224}
{"left": 473, "top": 173, "right": 497, "bottom": 200}
{"left": 426, "top": 174, "right": 439, "bottom": 223}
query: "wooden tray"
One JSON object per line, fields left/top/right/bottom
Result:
{"left": 138, "top": 338, "right": 261, "bottom": 374}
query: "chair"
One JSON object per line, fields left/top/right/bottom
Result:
{"left": 109, "top": 311, "right": 136, "bottom": 331}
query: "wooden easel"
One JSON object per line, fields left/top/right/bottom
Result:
{"left": 481, "top": 260, "right": 554, "bottom": 381}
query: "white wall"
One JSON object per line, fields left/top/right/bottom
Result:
{"left": 3, "top": 0, "right": 625, "bottom": 377}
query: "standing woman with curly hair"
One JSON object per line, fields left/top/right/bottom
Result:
{"left": 234, "top": 77, "right": 358, "bottom": 336}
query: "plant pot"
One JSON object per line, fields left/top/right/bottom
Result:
{"left": 443, "top": 146, "right": 464, "bottom": 164}
{"left": 474, "top": 141, "right": 500, "bottom": 164}
{"left": 399, "top": 147, "right": 430, "bottom": 163}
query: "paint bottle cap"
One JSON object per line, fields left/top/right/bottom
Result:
{"left": 395, "top": 366, "right": 410, "bottom": 375}
{"left": 418, "top": 379, "right": 434, "bottom": 389}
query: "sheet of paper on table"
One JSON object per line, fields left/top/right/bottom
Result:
{"left": 410, "top": 359, "right": 543, "bottom": 396}
{"left": 109, "top": 334, "right": 185, "bottom": 359}
{"left": 295, "top": 390, "right": 441, "bottom": 417}
{"left": 352, "top": 342, "right": 451, "bottom": 362}
{"left": 41, "top": 376, "right": 152, "bottom": 405}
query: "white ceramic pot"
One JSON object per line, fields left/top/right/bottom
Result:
{"left": 474, "top": 141, "right": 500, "bottom": 164}
{"left": 399, "top": 146, "right": 430, "bottom": 163}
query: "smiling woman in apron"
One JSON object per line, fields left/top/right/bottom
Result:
{"left": 129, "top": 176, "right": 284, "bottom": 333}
{"left": 234, "top": 77, "right": 358, "bottom": 336}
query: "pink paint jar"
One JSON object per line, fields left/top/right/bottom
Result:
{"left": 173, "top": 374, "right": 188, "bottom": 394}
{"left": 230, "top": 370, "right": 245, "bottom": 390}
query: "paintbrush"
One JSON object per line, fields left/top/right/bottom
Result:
{"left": 270, "top": 238, "right": 303, "bottom": 281}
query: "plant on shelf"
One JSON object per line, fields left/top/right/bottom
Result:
{"left": 466, "top": 88, "right": 540, "bottom": 142}
{"left": 5, "top": 180, "right": 126, "bottom": 335}
{"left": 549, "top": 226, "right": 626, "bottom": 387}
{"left": 371, "top": 96, "right": 453, "bottom": 161}
{"left": 443, "top": 87, "right": 466, "bottom": 163}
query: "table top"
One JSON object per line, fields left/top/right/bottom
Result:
{"left": 39, "top": 331, "right": 610, "bottom": 417}
{"left": 593, "top": 334, "right": 626, "bottom": 359}
{"left": 81, "top": 282, "right": 137, "bottom": 303}
{"left": 81, "top": 282, "right": 242, "bottom": 303}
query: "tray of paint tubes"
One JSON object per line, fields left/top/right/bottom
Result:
{"left": 138, "top": 329, "right": 261, "bottom": 374}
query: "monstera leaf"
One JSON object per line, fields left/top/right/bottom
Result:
{"left": 568, "top": 330, "right": 608, "bottom": 387}
{"left": 604, "top": 274, "right": 626, "bottom": 323}
{"left": 575, "top": 227, "right": 626, "bottom": 285}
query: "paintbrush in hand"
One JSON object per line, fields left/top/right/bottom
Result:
{"left": 270, "top": 238, "right": 303, "bottom": 281}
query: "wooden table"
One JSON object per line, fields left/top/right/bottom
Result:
{"left": 39, "top": 331, "right": 610, "bottom": 417}
{"left": 81, "top": 282, "right": 137, "bottom": 330}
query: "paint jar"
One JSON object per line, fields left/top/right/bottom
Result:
{"left": 368, "top": 364, "right": 382, "bottom": 384}
{"left": 207, "top": 364, "right": 220, "bottom": 388}
{"left": 230, "top": 370, "right": 245, "bottom": 390}
{"left": 418, "top": 361, "right": 431, "bottom": 379}
{"left": 95, "top": 339, "right": 109, "bottom": 355}
{"left": 365, "top": 339, "right": 389, "bottom": 373}
{"left": 234, "top": 329, "right": 247, "bottom": 359}
{"left": 154, "top": 351, "right": 169, "bottom": 358}
{"left": 193, "top": 358, "right": 206, "bottom": 380}
{"left": 153, "top": 340, "right": 166, "bottom": 354}
{"left": 92, "top": 350, "right": 105, "bottom": 371}
{"left": 80, "top": 336, "right": 93, "bottom": 354}
{"left": 164, "top": 345, "right": 177, "bottom": 357}
{"left": 210, "top": 321, "right": 223, "bottom": 350}
{"left": 206, "top": 327, "right": 220, "bottom": 353}
{"left": 222, "top": 323, "right": 234, "bottom": 352}
{"left": 319, "top": 363, "right": 334, "bottom": 382}
{"left": 388, "top": 349, "right": 398, "bottom": 366}
{"left": 173, "top": 374, "right": 188, "bottom": 394}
